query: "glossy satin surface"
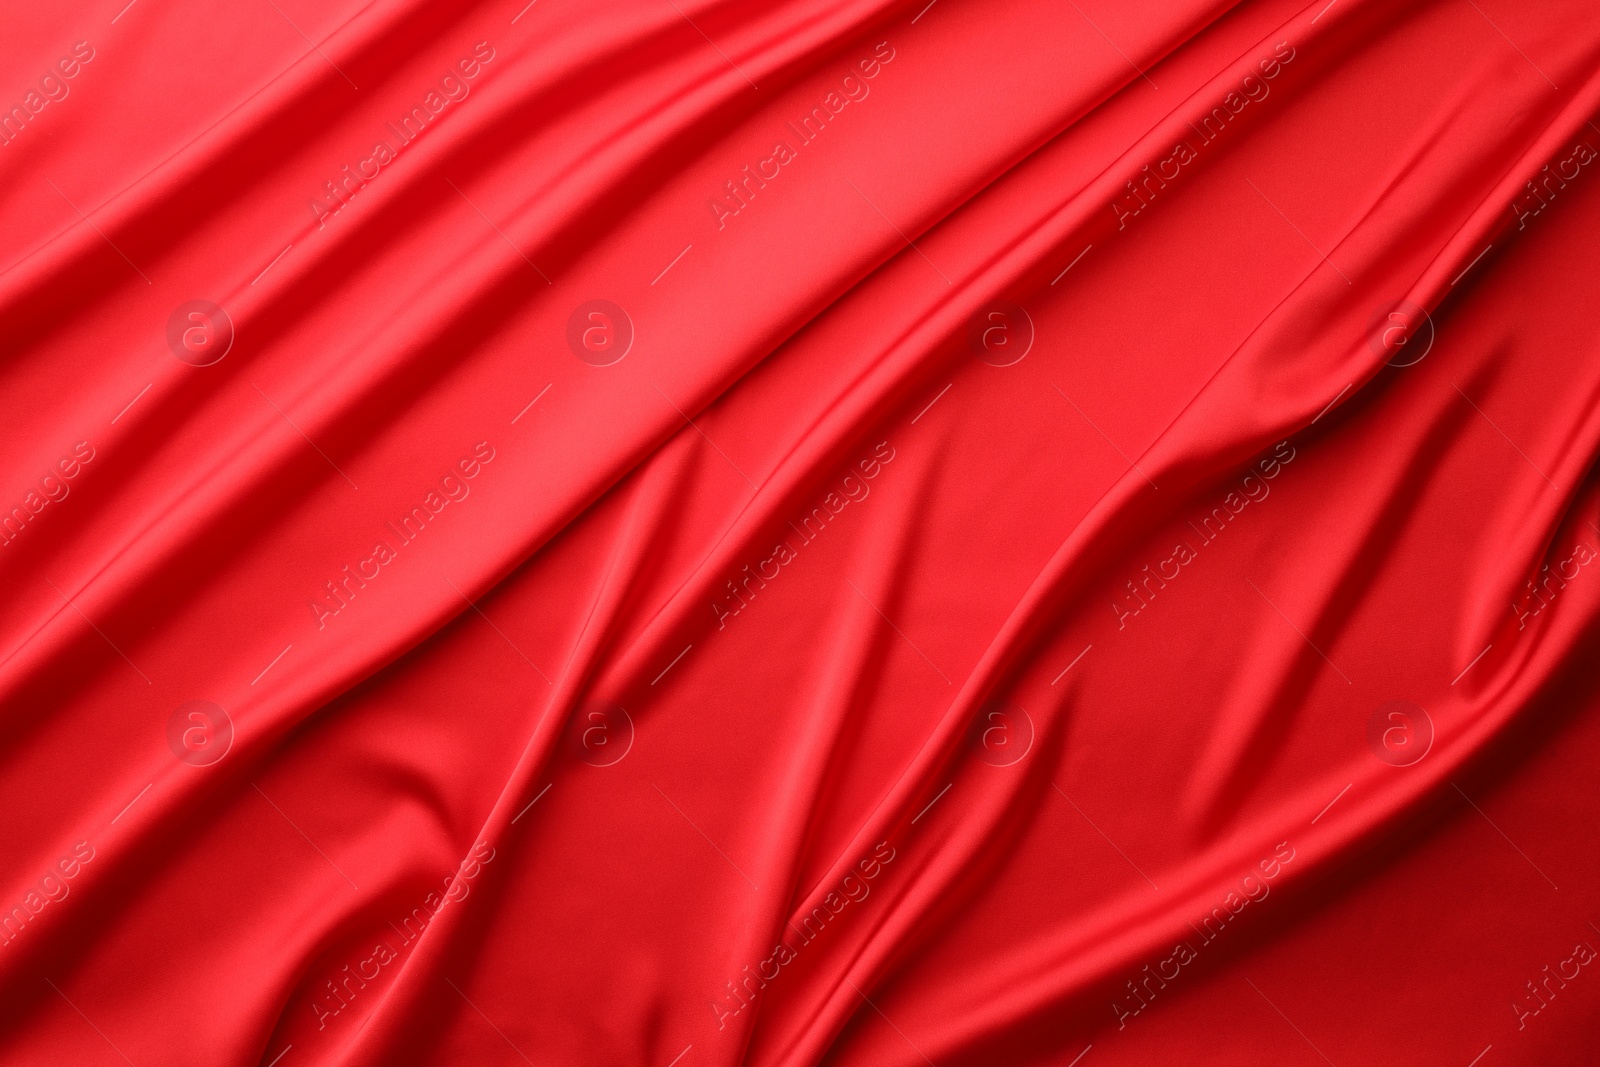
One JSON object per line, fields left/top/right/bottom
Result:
{"left": 2, "top": 1, "right": 1599, "bottom": 1064}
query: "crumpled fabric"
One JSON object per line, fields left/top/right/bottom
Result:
{"left": 2, "top": 0, "right": 1599, "bottom": 1063}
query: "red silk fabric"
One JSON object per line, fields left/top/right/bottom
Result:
{"left": 3, "top": 0, "right": 1600, "bottom": 1064}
